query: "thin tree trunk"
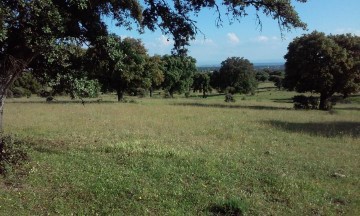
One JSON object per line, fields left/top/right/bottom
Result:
{"left": 117, "top": 90, "right": 124, "bottom": 101}
{"left": 149, "top": 87, "right": 153, "bottom": 97}
{"left": 319, "top": 93, "right": 330, "bottom": 110}
{"left": 0, "top": 94, "right": 5, "bottom": 132}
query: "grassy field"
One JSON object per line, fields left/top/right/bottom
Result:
{"left": 1, "top": 83, "right": 359, "bottom": 215}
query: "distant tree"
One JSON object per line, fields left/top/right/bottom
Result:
{"left": 213, "top": 57, "right": 257, "bottom": 94}
{"left": 86, "top": 35, "right": 148, "bottom": 101}
{"left": 284, "top": 31, "right": 359, "bottom": 110}
{"left": 192, "top": 72, "right": 212, "bottom": 98}
{"left": 161, "top": 55, "right": 196, "bottom": 97}
{"left": 144, "top": 55, "right": 165, "bottom": 97}
{"left": 269, "top": 75, "right": 283, "bottom": 90}
{"left": 255, "top": 70, "right": 269, "bottom": 82}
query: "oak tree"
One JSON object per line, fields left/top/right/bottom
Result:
{"left": 283, "top": 31, "right": 359, "bottom": 110}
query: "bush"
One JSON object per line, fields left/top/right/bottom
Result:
{"left": 6, "top": 89, "right": 13, "bottom": 98}
{"left": 11, "top": 87, "right": 31, "bottom": 98}
{"left": 136, "top": 88, "right": 147, "bottom": 98}
{"left": 185, "top": 91, "right": 190, "bottom": 98}
{"left": 39, "top": 90, "right": 51, "bottom": 98}
{"left": 225, "top": 86, "right": 237, "bottom": 95}
{"left": 293, "top": 95, "right": 319, "bottom": 110}
{"left": 225, "top": 93, "right": 235, "bottom": 103}
{"left": 0, "top": 134, "right": 29, "bottom": 176}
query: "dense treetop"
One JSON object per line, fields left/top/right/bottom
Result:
{"left": 284, "top": 31, "right": 360, "bottom": 110}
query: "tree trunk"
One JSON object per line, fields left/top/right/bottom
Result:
{"left": 0, "top": 94, "right": 5, "bottom": 132}
{"left": 117, "top": 90, "right": 124, "bottom": 102}
{"left": 319, "top": 93, "right": 331, "bottom": 110}
{"left": 202, "top": 90, "right": 206, "bottom": 98}
{"left": 149, "top": 87, "right": 153, "bottom": 97}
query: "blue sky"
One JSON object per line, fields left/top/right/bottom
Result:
{"left": 107, "top": 0, "right": 360, "bottom": 66}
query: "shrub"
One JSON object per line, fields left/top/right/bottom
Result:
{"left": 225, "top": 86, "right": 237, "bottom": 95}
{"left": 185, "top": 91, "right": 190, "bottom": 98}
{"left": 6, "top": 89, "right": 13, "bottom": 98}
{"left": 136, "top": 88, "right": 147, "bottom": 98}
{"left": 293, "top": 95, "right": 319, "bottom": 110}
{"left": 39, "top": 90, "right": 51, "bottom": 98}
{"left": 225, "top": 93, "right": 235, "bottom": 103}
{"left": 0, "top": 134, "right": 29, "bottom": 176}
{"left": 11, "top": 87, "right": 31, "bottom": 98}
{"left": 163, "top": 91, "right": 172, "bottom": 98}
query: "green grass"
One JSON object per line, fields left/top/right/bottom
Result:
{"left": 1, "top": 84, "right": 359, "bottom": 215}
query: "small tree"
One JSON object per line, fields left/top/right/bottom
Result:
{"left": 212, "top": 57, "right": 257, "bottom": 95}
{"left": 192, "top": 72, "right": 212, "bottom": 98}
{"left": 255, "top": 70, "right": 269, "bottom": 82}
{"left": 86, "top": 35, "right": 148, "bottom": 101}
{"left": 144, "top": 55, "right": 165, "bottom": 97}
{"left": 161, "top": 55, "right": 196, "bottom": 97}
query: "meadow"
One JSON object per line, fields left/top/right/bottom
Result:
{"left": 1, "top": 83, "right": 359, "bottom": 215}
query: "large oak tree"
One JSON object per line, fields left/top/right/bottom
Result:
{"left": 283, "top": 31, "right": 360, "bottom": 110}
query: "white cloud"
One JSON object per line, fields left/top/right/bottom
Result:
{"left": 157, "top": 35, "right": 173, "bottom": 46}
{"left": 227, "top": 33, "right": 240, "bottom": 44}
{"left": 257, "top": 36, "right": 269, "bottom": 42}
{"left": 191, "top": 38, "right": 215, "bottom": 46}
{"left": 251, "top": 35, "right": 281, "bottom": 43}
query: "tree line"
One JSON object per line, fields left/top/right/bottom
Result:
{"left": 9, "top": 37, "right": 260, "bottom": 101}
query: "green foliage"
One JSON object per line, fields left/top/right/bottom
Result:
{"left": 284, "top": 31, "right": 360, "bottom": 110}
{"left": 161, "top": 55, "right": 196, "bottom": 97}
{"left": 87, "top": 35, "right": 149, "bottom": 101}
{"left": 11, "top": 87, "right": 31, "bottom": 98}
{"left": 213, "top": 57, "right": 258, "bottom": 94}
{"left": 192, "top": 72, "right": 211, "bottom": 98}
{"left": 144, "top": 55, "right": 165, "bottom": 96}
{"left": 0, "top": 134, "right": 29, "bottom": 176}
{"left": 50, "top": 74, "right": 101, "bottom": 99}
{"left": 225, "top": 93, "right": 235, "bottom": 103}
{"left": 11, "top": 72, "right": 42, "bottom": 94}
{"left": 293, "top": 95, "right": 319, "bottom": 110}
{"left": 255, "top": 70, "right": 270, "bottom": 82}
{"left": 269, "top": 75, "right": 284, "bottom": 90}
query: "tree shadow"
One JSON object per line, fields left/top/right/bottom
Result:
{"left": 8, "top": 100, "right": 118, "bottom": 104}
{"left": 173, "top": 102, "right": 291, "bottom": 111}
{"left": 272, "top": 98, "right": 293, "bottom": 103}
{"left": 265, "top": 120, "right": 360, "bottom": 138}
{"left": 334, "top": 107, "right": 360, "bottom": 111}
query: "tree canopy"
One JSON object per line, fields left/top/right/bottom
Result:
{"left": 212, "top": 57, "right": 257, "bottom": 94}
{"left": 283, "top": 31, "right": 360, "bottom": 110}
{"left": 161, "top": 55, "right": 196, "bottom": 97}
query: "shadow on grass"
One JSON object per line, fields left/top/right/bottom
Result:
{"left": 265, "top": 120, "right": 360, "bottom": 138}
{"left": 188, "top": 93, "right": 225, "bottom": 98}
{"left": 8, "top": 100, "right": 119, "bottom": 104}
{"left": 334, "top": 107, "right": 360, "bottom": 111}
{"left": 272, "top": 98, "right": 293, "bottom": 103}
{"left": 173, "top": 102, "right": 291, "bottom": 111}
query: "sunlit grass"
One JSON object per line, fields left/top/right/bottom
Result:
{"left": 1, "top": 85, "right": 359, "bottom": 215}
